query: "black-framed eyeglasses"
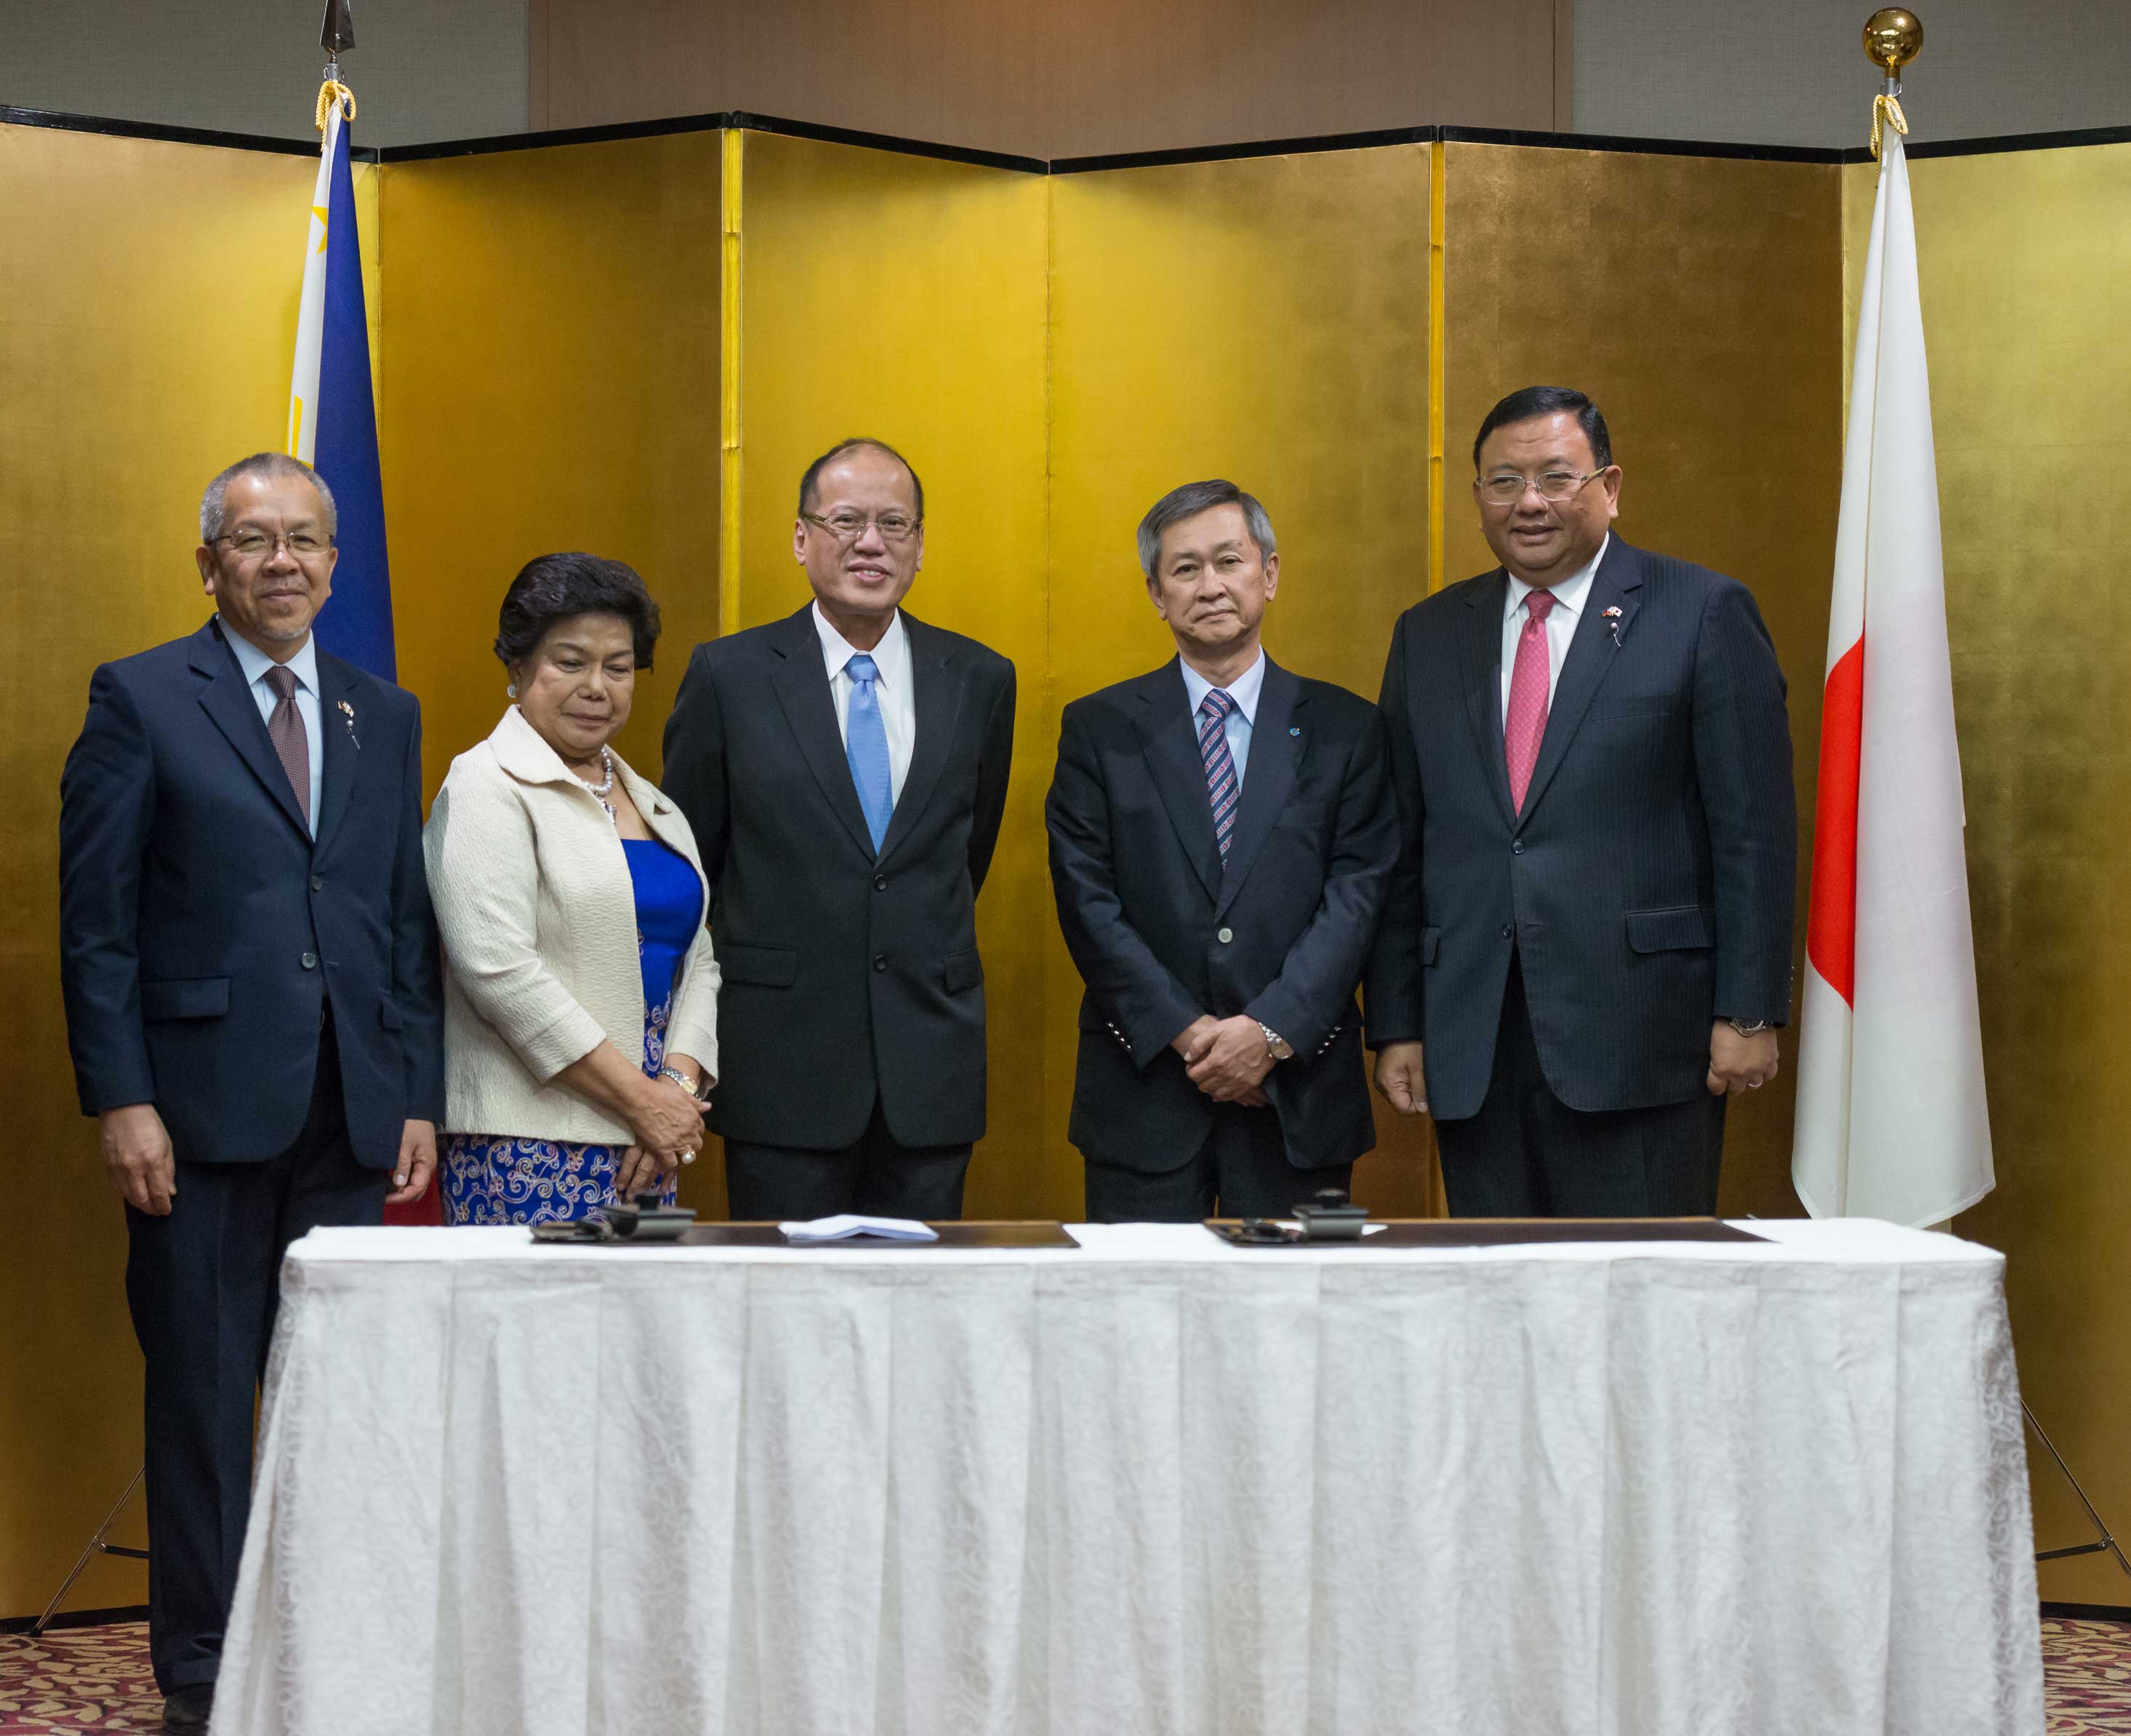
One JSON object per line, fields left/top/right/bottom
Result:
{"left": 1477, "top": 469, "right": 1608, "bottom": 506}
{"left": 800, "top": 510, "right": 922, "bottom": 544}
{"left": 214, "top": 529, "right": 333, "bottom": 561}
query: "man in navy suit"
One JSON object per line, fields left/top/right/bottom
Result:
{"left": 1368, "top": 387, "right": 1795, "bottom": 1216}
{"left": 59, "top": 453, "right": 443, "bottom": 1732}
{"left": 1048, "top": 480, "right": 1397, "bottom": 1221}
{"left": 661, "top": 438, "right": 1016, "bottom": 1221}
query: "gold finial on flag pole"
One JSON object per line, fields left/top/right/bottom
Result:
{"left": 1862, "top": 8, "right": 1923, "bottom": 81}
{"left": 1863, "top": 8, "right": 1921, "bottom": 158}
{"left": 316, "top": 0, "right": 358, "bottom": 132}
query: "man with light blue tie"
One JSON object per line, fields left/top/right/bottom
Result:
{"left": 662, "top": 438, "right": 1017, "bottom": 1220}
{"left": 1046, "top": 481, "right": 1397, "bottom": 1220}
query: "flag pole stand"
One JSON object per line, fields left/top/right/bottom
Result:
{"left": 2026, "top": 1404, "right": 2131, "bottom": 1579}
{"left": 22, "top": 1467, "right": 149, "bottom": 1639}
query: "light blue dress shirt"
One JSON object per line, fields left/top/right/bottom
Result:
{"left": 1178, "top": 649, "right": 1267, "bottom": 789}
{"left": 225, "top": 627, "right": 324, "bottom": 835}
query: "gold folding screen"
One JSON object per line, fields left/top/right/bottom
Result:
{"left": 380, "top": 133, "right": 725, "bottom": 800}
{"left": 4, "top": 112, "right": 2127, "bottom": 1615}
{"left": 1868, "top": 140, "right": 2131, "bottom": 1604}
{"left": 721, "top": 130, "right": 1055, "bottom": 1218}
{"left": 1048, "top": 145, "right": 1442, "bottom": 1213}
{"left": 1440, "top": 142, "right": 1846, "bottom": 1221}
{"left": 0, "top": 125, "right": 358, "bottom": 1619}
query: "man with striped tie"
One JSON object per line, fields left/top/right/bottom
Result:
{"left": 662, "top": 438, "right": 1016, "bottom": 1221}
{"left": 1046, "top": 481, "right": 1398, "bottom": 1221}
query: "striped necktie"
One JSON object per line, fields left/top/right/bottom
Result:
{"left": 1197, "top": 688, "right": 1239, "bottom": 860}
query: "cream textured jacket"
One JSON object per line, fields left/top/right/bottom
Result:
{"left": 424, "top": 707, "right": 721, "bottom": 1144}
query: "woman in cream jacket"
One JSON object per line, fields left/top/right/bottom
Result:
{"left": 424, "top": 554, "right": 720, "bottom": 1224}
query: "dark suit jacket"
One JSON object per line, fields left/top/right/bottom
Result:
{"left": 660, "top": 605, "right": 1016, "bottom": 1149}
{"left": 59, "top": 616, "right": 445, "bottom": 1168}
{"left": 1047, "top": 656, "right": 1397, "bottom": 1173}
{"left": 1366, "top": 536, "right": 1795, "bottom": 1120}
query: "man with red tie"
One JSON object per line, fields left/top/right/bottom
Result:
{"left": 1367, "top": 387, "right": 1796, "bottom": 1216}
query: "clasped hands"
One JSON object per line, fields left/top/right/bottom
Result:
{"left": 1171, "top": 1013, "right": 1275, "bottom": 1106}
{"left": 614, "top": 1050, "right": 713, "bottom": 1197}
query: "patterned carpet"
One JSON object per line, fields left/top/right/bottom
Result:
{"left": 3, "top": 1616, "right": 2130, "bottom": 1731}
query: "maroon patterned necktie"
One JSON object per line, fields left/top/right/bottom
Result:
{"left": 1504, "top": 590, "right": 1557, "bottom": 813}
{"left": 264, "top": 664, "right": 312, "bottom": 828}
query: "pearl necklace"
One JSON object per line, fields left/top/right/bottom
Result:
{"left": 577, "top": 747, "right": 618, "bottom": 827}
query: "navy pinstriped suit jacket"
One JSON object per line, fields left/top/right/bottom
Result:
{"left": 1365, "top": 535, "right": 1796, "bottom": 1121}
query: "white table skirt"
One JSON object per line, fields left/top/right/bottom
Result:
{"left": 212, "top": 1221, "right": 2043, "bottom": 1736}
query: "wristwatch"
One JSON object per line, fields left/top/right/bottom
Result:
{"left": 659, "top": 1065, "right": 707, "bottom": 1100}
{"left": 1259, "top": 1023, "right": 1296, "bottom": 1061}
{"left": 1725, "top": 1018, "right": 1771, "bottom": 1037}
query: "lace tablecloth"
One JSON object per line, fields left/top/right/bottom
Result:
{"left": 212, "top": 1220, "right": 2043, "bottom": 1735}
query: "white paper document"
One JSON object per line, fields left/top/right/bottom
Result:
{"left": 778, "top": 1214, "right": 940, "bottom": 1244}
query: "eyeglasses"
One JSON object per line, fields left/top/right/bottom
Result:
{"left": 800, "top": 510, "right": 923, "bottom": 544}
{"left": 214, "top": 529, "right": 332, "bottom": 561}
{"left": 1477, "top": 469, "right": 1608, "bottom": 506}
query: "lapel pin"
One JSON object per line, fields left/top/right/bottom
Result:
{"left": 1288, "top": 726, "right": 1301, "bottom": 736}
{"left": 1602, "top": 606, "right": 1625, "bottom": 647}
{"left": 338, "top": 699, "right": 361, "bottom": 748}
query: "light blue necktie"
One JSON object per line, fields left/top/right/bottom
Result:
{"left": 844, "top": 653, "right": 894, "bottom": 853}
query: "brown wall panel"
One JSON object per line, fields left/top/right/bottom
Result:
{"left": 1440, "top": 141, "right": 1846, "bottom": 1222}
{"left": 537, "top": 0, "right": 1565, "bottom": 161}
{"left": 1857, "top": 142, "right": 2131, "bottom": 1603}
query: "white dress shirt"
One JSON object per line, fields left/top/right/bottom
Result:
{"left": 1178, "top": 648, "right": 1267, "bottom": 788}
{"left": 226, "top": 626, "right": 324, "bottom": 834}
{"left": 1501, "top": 533, "right": 1609, "bottom": 723}
{"left": 814, "top": 602, "right": 915, "bottom": 805}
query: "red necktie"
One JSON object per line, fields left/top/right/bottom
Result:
{"left": 265, "top": 664, "right": 312, "bottom": 829}
{"left": 1504, "top": 590, "right": 1557, "bottom": 813}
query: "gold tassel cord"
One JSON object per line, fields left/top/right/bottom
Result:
{"left": 315, "top": 80, "right": 357, "bottom": 134}
{"left": 1870, "top": 92, "right": 1909, "bottom": 161}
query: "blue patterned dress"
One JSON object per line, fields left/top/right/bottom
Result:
{"left": 442, "top": 838, "right": 705, "bottom": 1225}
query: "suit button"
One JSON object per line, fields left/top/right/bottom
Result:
{"left": 873, "top": 875, "right": 888, "bottom": 891}
{"left": 300, "top": 952, "right": 318, "bottom": 970}
{"left": 310, "top": 874, "right": 324, "bottom": 892}
{"left": 1216, "top": 927, "right": 1234, "bottom": 944}
{"left": 872, "top": 955, "right": 888, "bottom": 972}
{"left": 1511, "top": 839, "right": 1525, "bottom": 855}
{"left": 1499, "top": 924, "right": 1514, "bottom": 940}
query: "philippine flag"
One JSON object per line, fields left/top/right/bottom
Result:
{"left": 287, "top": 90, "right": 430, "bottom": 1221}
{"left": 286, "top": 92, "right": 396, "bottom": 680}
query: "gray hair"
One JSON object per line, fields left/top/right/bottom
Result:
{"left": 199, "top": 453, "right": 338, "bottom": 544}
{"left": 1136, "top": 479, "right": 1276, "bottom": 578}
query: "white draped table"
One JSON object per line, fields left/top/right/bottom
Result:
{"left": 212, "top": 1220, "right": 2043, "bottom": 1736}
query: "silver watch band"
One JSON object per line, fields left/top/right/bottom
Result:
{"left": 1259, "top": 1022, "right": 1295, "bottom": 1061}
